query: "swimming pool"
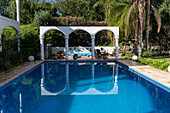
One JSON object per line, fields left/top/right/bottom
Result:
{"left": 0, "top": 61, "right": 169, "bottom": 113}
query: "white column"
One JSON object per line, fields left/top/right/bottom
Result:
{"left": 18, "top": 32, "right": 20, "bottom": 52}
{"left": 0, "top": 30, "right": 2, "bottom": 52}
{"left": 91, "top": 34, "right": 95, "bottom": 59}
{"left": 40, "top": 36, "right": 44, "bottom": 60}
{"left": 16, "top": 0, "right": 20, "bottom": 22}
{"left": 114, "top": 64, "right": 118, "bottom": 86}
{"left": 41, "top": 63, "right": 45, "bottom": 87}
{"left": 65, "top": 63, "right": 69, "bottom": 88}
{"left": 65, "top": 35, "right": 69, "bottom": 60}
{"left": 19, "top": 93, "right": 22, "bottom": 113}
{"left": 115, "top": 36, "right": 119, "bottom": 59}
{"left": 91, "top": 63, "right": 95, "bottom": 87}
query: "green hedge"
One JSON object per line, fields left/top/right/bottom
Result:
{"left": 0, "top": 24, "right": 40, "bottom": 72}
{"left": 123, "top": 55, "right": 170, "bottom": 72}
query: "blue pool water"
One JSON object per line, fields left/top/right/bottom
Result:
{"left": 0, "top": 61, "right": 169, "bottom": 113}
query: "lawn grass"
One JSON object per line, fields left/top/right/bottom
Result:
{"left": 123, "top": 55, "right": 170, "bottom": 72}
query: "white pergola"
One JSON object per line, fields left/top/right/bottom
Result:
{"left": 0, "top": 0, "right": 20, "bottom": 52}
{"left": 40, "top": 26, "right": 119, "bottom": 60}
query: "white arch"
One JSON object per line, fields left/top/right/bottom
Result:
{"left": 0, "top": 16, "right": 20, "bottom": 52}
{"left": 40, "top": 26, "right": 119, "bottom": 60}
{"left": 0, "top": 16, "right": 20, "bottom": 32}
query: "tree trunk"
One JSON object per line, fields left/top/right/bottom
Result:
{"left": 135, "top": 13, "right": 138, "bottom": 55}
{"left": 146, "top": 0, "right": 150, "bottom": 51}
{"left": 138, "top": 0, "right": 144, "bottom": 57}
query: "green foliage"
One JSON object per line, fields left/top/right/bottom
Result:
{"left": 7, "top": 0, "right": 58, "bottom": 24}
{"left": 123, "top": 54, "right": 133, "bottom": 59}
{"left": 0, "top": 27, "right": 23, "bottom": 71}
{"left": 34, "top": 11, "right": 53, "bottom": 27}
{"left": 69, "top": 30, "right": 91, "bottom": 46}
{"left": 53, "top": 16, "right": 107, "bottom": 26}
{"left": 20, "top": 24, "right": 40, "bottom": 60}
{"left": 58, "top": 0, "right": 105, "bottom": 21}
{"left": 123, "top": 54, "right": 170, "bottom": 72}
{"left": 45, "top": 30, "right": 65, "bottom": 47}
{"left": 0, "top": 0, "right": 10, "bottom": 17}
{"left": 107, "top": 2, "right": 132, "bottom": 38}
{"left": 142, "top": 49, "right": 155, "bottom": 57}
{"left": 0, "top": 25, "right": 40, "bottom": 72}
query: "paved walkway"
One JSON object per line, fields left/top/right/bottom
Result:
{"left": 118, "top": 59, "right": 170, "bottom": 88}
{"left": 0, "top": 58, "right": 169, "bottom": 90}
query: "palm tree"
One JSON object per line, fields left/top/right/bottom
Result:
{"left": 127, "top": 0, "right": 161, "bottom": 57}
{"left": 145, "top": 0, "right": 150, "bottom": 50}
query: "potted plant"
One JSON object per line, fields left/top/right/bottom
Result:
{"left": 96, "top": 49, "right": 102, "bottom": 58}
{"left": 73, "top": 54, "right": 78, "bottom": 60}
{"left": 59, "top": 51, "right": 65, "bottom": 59}
{"left": 52, "top": 52, "right": 58, "bottom": 60}
{"left": 102, "top": 51, "right": 108, "bottom": 59}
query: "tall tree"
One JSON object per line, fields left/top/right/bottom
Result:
{"left": 138, "top": 0, "right": 145, "bottom": 57}
{"left": 126, "top": 0, "right": 161, "bottom": 57}
{"left": 145, "top": 0, "right": 150, "bottom": 50}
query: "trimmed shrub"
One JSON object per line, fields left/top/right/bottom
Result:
{"left": 34, "top": 11, "right": 53, "bottom": 27}
{"left": 142, "top": 49, "right": 155, "bottom": 57}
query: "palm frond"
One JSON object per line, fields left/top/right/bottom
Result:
{"left": 151, "top": 5, "right": 162, "bottom": 33}
{"left": 126, "top": 1, "right": 138, "bottom": 37}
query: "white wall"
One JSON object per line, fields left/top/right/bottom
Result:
{"left": 52, "top": 46, "right": 115, "bottom": 54}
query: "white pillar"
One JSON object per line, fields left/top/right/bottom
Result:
{"left": 65, "top": 35, "right": 69, "bottom": 60}
{"left": 65, "top": 63, "right": 69, "bottom": 88}
{"left": 114, "top": 64, "right": 118, "bottom": 86}
{"left": 0, "top": 30, "right": 2, "bottom": 52}
{"left": 19, "top": 93, "right": 22, "bottom": 113}
{"left": 115, "top": 36, "right": 119, "bottom": 59}
{"left": 18, "top": 32, "right": 20, "bottom": 52}
{"left": 16, "top": 0, "right": 20, "bottom": 22}
{"left": 40, "top": 36, "right": 44, "bottom": 60}
{"left": 41, "top": 63, "right": 45, "bottom": 87}
{"left": 91, "top": 63, "right": 95, "bottom": 87}
{"left": 91, "top": 34, "right": 95, "bottom": 59}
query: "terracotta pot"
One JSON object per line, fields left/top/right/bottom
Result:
{"left": 97, "top": 54, "right": 102, "bottom": 58}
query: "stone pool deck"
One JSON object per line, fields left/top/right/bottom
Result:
{"left": 0, "top": 58, "right": 170, "bottom": 90}
{"left": 117, "top": 59, "right": 170, "bottom": 89}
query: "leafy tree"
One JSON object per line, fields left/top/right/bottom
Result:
{"left": 34, "top": 10, "right": 53, "bottom": 27}
{"left": 8, "top": 0, "right": 58, "bottom": 24}
{"left": 0, "top": 0, "right": 10, "bottom": 17}
{"left": 58, "top": 0, "right": 105, "bottom": 21}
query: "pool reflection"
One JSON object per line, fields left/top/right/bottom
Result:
{"left": 41, "top": 62, "right": 118, "bottom": 95}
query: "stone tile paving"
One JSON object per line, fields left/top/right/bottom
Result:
{"left": 0, "top": 61, "right": 43, "bottom": 87}
{"left": 118, "top": 59, "right": 170, "bottom": 88}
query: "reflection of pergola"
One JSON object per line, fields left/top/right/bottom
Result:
{"left": 40, "top": 26, "right": 119, "bottom": 60}
{"left": 40, "top": 63, "right": 118, "bottom": 95}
